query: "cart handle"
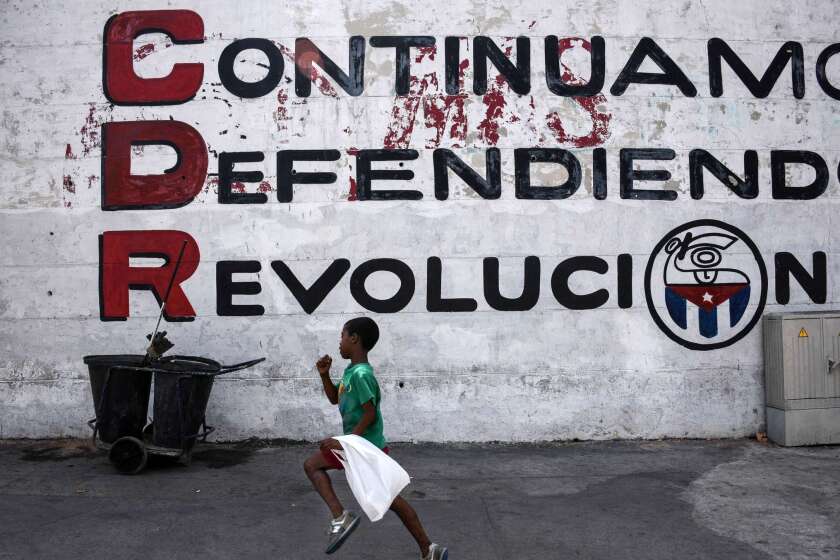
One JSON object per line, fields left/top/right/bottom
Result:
{"left": 216, "top": 358, "right": 266, "bottom": 376}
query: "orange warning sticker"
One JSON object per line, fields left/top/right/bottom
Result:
{"left": 799, "top": 328, "right": 809, "bottom": 338}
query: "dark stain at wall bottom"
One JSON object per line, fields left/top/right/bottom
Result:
{"left": 19, "top": 444, "right": 99, "bottom": 462}
{"left": 16, "top": 438, "right": 309, "bottom": 468}
{"left": 191, "top": 437, "right": 308, "bottom": 469}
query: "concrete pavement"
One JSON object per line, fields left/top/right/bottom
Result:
{"left": 0, "top": 438, "right": 838, "bottom": 559}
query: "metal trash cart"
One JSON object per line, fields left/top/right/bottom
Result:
{"left": 84, "top": 354, "right": 264, "bottom": 474}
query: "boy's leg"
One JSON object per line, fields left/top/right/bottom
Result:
{"left": 303, "top": 451, "right": 344, "bottom": 518}
{"left": 304, "top": 450, "right": 361, "bottom": 555}
{"left": 390, "top": 496, "right": 432, "bottom": 557}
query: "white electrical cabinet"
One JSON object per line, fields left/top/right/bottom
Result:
{"left": 763, "top": 312, "right": 840, "bottom": 446}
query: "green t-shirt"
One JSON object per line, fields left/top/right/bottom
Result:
{"left": 336, "top": 363, "right": 386, "bottom": 449}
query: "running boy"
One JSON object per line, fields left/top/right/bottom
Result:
{"left": 303, "top": 317, "right": 448, "bottom": 560}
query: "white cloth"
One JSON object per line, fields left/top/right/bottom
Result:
{"left": 332, "top": 434, "right": 411, "bottom": 522}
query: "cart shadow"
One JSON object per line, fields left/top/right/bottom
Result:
{"left": 189, "top": 446, "right": 256, "bottom": 469}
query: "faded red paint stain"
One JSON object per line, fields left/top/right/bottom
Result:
{"left": 133, "top": 41, "right": 172, "bottom": 61}
{"left": 347, "top": 147, "right": 359, "bottom": 201}
{"left": 87, "top": 175, "right": 98, "bottom": 189}
{"left": 383, "top": 46, "right": 469, "bottom": 149}
{"left": 274, "top": 88, "right": 291, "bottom": 132}
{"left": 80, "top": 105, "right": 98, "bottom": 157}
{"left": 545, "top": 38, "right": 613, "bottom": 148}
{"left": 348, "top": 176, "right": 358, "bottom": 201}
{"left": 203, "top": 176, "right": 219, "bottom": 197}
{"left": 382, "top": 46, "right": 437, "bottom": 149}
{"left": 277, "top": 43, "right": 339, "bottom": 97}
{"left": 62, "top": 175, "right": 75, "bottom": 208}
{"left": 423, "top": 94, "right": 468, "bottom": 148}
{"left": 416, "top": 45, "right": 436, "bottom": 62}
{"left": 477, "top": 42, "right": 515, "bottom": 146}
{"left": 273, "top": 43, "right": 340, "bottom": 132}
{"left": 65, "top": 144, "right": 75, "bottom": 159}
{"left": 63, "top": 175, "right": 75, "bottom": 194}
{"left": 384, "top": 89, "right": 423, "bottom": 149}
{"left": 133, "top": 43, "right": 155, "bottom": 61}
{"left": 230, "top": 181, "right": 246, "bottom": 193}
{"left": 79, "top": 103, "right": 112, "bottom": 157}
{"left": 257, "top": 181, "right": 273, "bottom": 193}
{"left": 477, "top": 88, "right": 505, "bottom": 144}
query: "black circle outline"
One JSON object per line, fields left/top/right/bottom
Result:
{"left": 644, "top": 220, "right": 767, "bottom": 351}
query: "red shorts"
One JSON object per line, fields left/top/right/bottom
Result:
{"left": 322, "top": 445, "right": 389, "bottom": 470}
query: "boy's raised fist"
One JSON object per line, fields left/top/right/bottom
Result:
{"left": 316, "top": 355, "right": 332, "bottom": 375}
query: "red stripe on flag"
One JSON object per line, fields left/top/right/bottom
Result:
{"left": 667, "top": 284, "right": 749, "bottom": 312}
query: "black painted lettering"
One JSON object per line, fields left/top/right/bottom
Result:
{"left": 350, "top": 259, "right": 415, "bottom": 313}
{"left": 545, "top": 36, "right": 605, "bottom": 97}
{"left": 295, "top": 36, "right": 365, "bottom": 97}
{"left": 610, "top": 37, "right": 697, "bottom": 96}
{"left": 619, "top": 148, "right": 677, "bottom": 201}
{"left": 473, "top": 36, "right": 530, "bottom": 95}
{"left": 216, "top": 261, "right": 264, "bottom": 316}
{"left": 617, "top": 254, "right": 633, "bottom": 309}
{"left": 708, "top": 39, "right": 805, "bottom": 99}
{"left": 775, "top": 252, "right": 827, "bottom": 304}
{"left": 689, "top": 149, "right": 758, "bottom": 199}
{"left": 218, "top": 151, "right": 266, "bottom": 204}
{"left": 433, "top": 148, "right": 501, "bottom": 200}
{"left": 771, "top": 151, "right": 829, "bottom": 200}
{"left": 270, "top": 259, "right": 350, "bottom": 314}
{"left": 355, "top": 149, "right": 422, "bottom": 200}
{"left": 218, "top": 39, "right": 284, "bottom": 98}
{"left": 514, "top": 148, "right": 582, "bottom": 200}
{"left": 277, "top": 150, "right": 340, "bottom": 203}
{"left": 551, "top": 256, "right": 610, "bottom": 310}
{"left": 444, "top": 36, "right": 462, "bottom": 95}
{"left": 369, "top": 36, "right": 436, "bottom": 95}
{"left": 427, "top": 257, "right": 478, "bottom": 312}
{"left": 817, "top": 44, "right": 840, "bottom": 100}
{"left": 483, "top": 257, "right": 540, "bottom": 311}
{"left": 593, "top": 147, "right": 607, "bottom": 200}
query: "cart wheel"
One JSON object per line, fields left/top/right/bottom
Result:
{"left": 109, "top": 436, "right": 147, "bottom": 475}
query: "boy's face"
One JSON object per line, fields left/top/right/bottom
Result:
{"left": 339, "top": 327, "right": 355, "bottom": 359}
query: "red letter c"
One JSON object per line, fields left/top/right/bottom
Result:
{"left": 104, "top": 10, "right": 204, "bottom": 105}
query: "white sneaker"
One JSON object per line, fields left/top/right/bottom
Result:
{"left": 325, "top": 510, "right": 360, "bottom": 554}
{"left": 422, "top": 543, "right": 448, "bottom": 560}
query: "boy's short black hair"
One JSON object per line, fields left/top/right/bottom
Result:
{"left": 344, "top": 317, "right": 379, "bottom": 351}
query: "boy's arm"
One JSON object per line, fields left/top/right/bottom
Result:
{"left": 316, "top": 355, "right": 339, "bottom": 405}
{"left": 351, "top": 401, "right": 377, "bottom": 436}
{"left": 322, "top": 400, "right": 376, "bottom": 451}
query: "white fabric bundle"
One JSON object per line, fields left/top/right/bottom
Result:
{"left": 332, "top": 434, "right": 411, "bottom": 522}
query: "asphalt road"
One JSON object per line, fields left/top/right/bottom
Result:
{"left": 1, "top": 438, "right": 838, "bottom": 559}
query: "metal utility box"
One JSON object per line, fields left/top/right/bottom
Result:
{"left": 763, "top": 312, "right": 840, "bottom": 446}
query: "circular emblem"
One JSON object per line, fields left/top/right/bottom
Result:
{"left": 644, "top": 220, "right": 767, "bottom": 351}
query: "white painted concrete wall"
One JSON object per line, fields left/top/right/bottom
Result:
{"left": 1, "top": 0, "right": 839, "bottom": 440}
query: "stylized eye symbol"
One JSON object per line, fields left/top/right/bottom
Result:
{"left": 689, "top": 247, "right": 722, "bottom": 269}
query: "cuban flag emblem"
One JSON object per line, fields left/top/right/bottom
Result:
{"left": 665, "top": 283, "right": 750, "bottom": 338}
{"left": 661, "top": 231, "right": 752, "bottom": 339}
